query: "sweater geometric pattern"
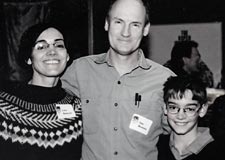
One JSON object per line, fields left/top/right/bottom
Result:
{"left": 0, "top": 91, "right": 82, "bottom": 149}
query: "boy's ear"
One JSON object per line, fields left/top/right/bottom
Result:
{"left": 199, "top": 104, "right": 209, "bottom": 118}
{"left": 163, "top": 104, "right": 168, "bottom": 115}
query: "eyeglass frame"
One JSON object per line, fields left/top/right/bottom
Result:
{"left": 33, "top": 39, "right": 66, "bottom": 51}
{"left": 166, "top": 103, "right": 202, "bottom": 117}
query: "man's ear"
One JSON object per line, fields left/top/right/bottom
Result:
{"left": 27, "top": 58, "right": 32, "bottom": 65}
{"left": 143, "top": 22, "right": 150, "bottom": 36}
{"left": 199, "top": 104, "right": 209, "bottom": 118}
{"left": 104, "top": 18, "right": 109, "bottom": 31}
{"left": 182, "top": 57, "right": 189, "bottom": 65}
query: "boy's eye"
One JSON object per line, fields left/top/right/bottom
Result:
{"left": 184, "top": 107, "right": 196, "bottom": 112}
{"left": 168, "top": 104, "right": 178, "bottom": 109}
{"left": 168, "top": 105, "right": 177, "bottom": 110}
{"left": 167, "top": 105, "right": 179, "bottom": 113}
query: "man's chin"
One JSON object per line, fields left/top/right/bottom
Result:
{"left": 111, "top": 47, "right": 138, "bottom": 56}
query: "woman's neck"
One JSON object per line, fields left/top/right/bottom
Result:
{"left": 28, "top": 76, "right": 59, "bottom": 87}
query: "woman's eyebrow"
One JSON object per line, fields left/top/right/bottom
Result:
{"left": 35, "top": 38, "right": 64, "bottom": 44}
{"left": 35, "top": 39, "right": 46, "bottom": 44}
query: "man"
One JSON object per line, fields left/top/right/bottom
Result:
{"left": 61, "top": 0, "right": 175, "bottom": 159}
{"left": 164, "top": 40, "right": 214, "bottom": 87}
{"left": 157, "top": 76, "right": 224, "bottom": 160}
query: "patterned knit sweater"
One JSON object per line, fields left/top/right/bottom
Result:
{"left": 0, "top": 81, "right": 82, "bottom": 160}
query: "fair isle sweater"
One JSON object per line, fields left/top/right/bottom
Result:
{"left": 0, "top": 81, "right": 82, "bottom": 160}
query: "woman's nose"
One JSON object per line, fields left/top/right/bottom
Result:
{"left": 47, "top": 48, "right": 57, "bottom": 56}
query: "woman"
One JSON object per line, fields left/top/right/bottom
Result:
{"left": 0, "top": 23, "right": 82, "bottom": 160}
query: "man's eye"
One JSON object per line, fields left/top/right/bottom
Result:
{"left": 132, "top": 23, "right": 140, "bottom": 28}
{"left": 114, "top": 20, "right": 121, "bottom": 24}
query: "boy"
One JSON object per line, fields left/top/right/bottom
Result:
{"left": 157, "top": 76, "right": 224, "bottom": 160}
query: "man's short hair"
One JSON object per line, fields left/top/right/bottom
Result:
{"left": 171, "top": 40, "right": 198, "bottom": 60}
{"left": 106, "top": 0, "right": 150, "bottom": 24}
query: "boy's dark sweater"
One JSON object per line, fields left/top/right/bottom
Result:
{"left": 157, "top": 134, "right": 225, "bottom": 160}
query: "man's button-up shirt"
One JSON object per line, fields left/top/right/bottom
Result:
{"left": 61, "top": 49, "right": 175, "bottom": 160}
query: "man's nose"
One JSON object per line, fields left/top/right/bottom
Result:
{"left": 121, "top": 24, "right": 130, "bottom": 37}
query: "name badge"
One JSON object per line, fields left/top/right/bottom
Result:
{"left": 56, "top": 104, "right": 76, "bottom": 119}
{"left": 129, "top": 114, "right": 153, "bottom": 135}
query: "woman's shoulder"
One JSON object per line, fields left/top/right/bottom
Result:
{"left": 0, "top": 81, "right": 24, "bottom": 102}
{"left": 0, "top": 80, "right": 21, "bottom": 92}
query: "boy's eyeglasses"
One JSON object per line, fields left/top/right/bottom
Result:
{"left": 167, "top": 105, "right": 201, "bottom": 117}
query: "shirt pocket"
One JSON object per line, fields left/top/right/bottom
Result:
{"left": 132, "top": 92, "right": 165, "bottom": 135}
{"left": 81, "top": 97, "right": 100, "bottom": 134}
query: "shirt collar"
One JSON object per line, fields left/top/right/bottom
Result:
{"left": 93, "top": 49, "right": 151, "bottom": 70}
{"left": 169, "top": 127, "right": 214, "bottom": 159}
{"left": 186, "top": 127, "right": 214, "bottom": 154}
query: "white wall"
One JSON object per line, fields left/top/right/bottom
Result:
{"left": 148, "top": 22, "right": 222, "bottom": 87}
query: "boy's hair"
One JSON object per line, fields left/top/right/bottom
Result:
{"left": 163, "top": 76, "right": 207, "bottom": 105}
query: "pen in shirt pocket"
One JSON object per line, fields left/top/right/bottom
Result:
{"left": 135, "top": 93, "right": 142, "bottom": 108}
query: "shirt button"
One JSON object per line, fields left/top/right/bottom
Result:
{"left": 114, "top": 103, "right": 118, "bottom": 107}
{"left": 114, "top": 151, "right": 118, "bottom": 155}
{"left": 114, "top": 127, "right": 118, "bottom": 131}
{"left": 117, "top": 81, "right": 121, "bottom": 84}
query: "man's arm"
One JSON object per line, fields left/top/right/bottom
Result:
{"left": 61, "top": 60, "right": 80, "bottom": 97}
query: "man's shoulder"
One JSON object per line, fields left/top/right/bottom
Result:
{"left": 146, "top": 58, "right": 176, "bottom": 76}
{"left": 67, "top": 53, "right": 106, "bottom": 69}
{"left": 74, "top": 53, "right": 106, "bottom": 63}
